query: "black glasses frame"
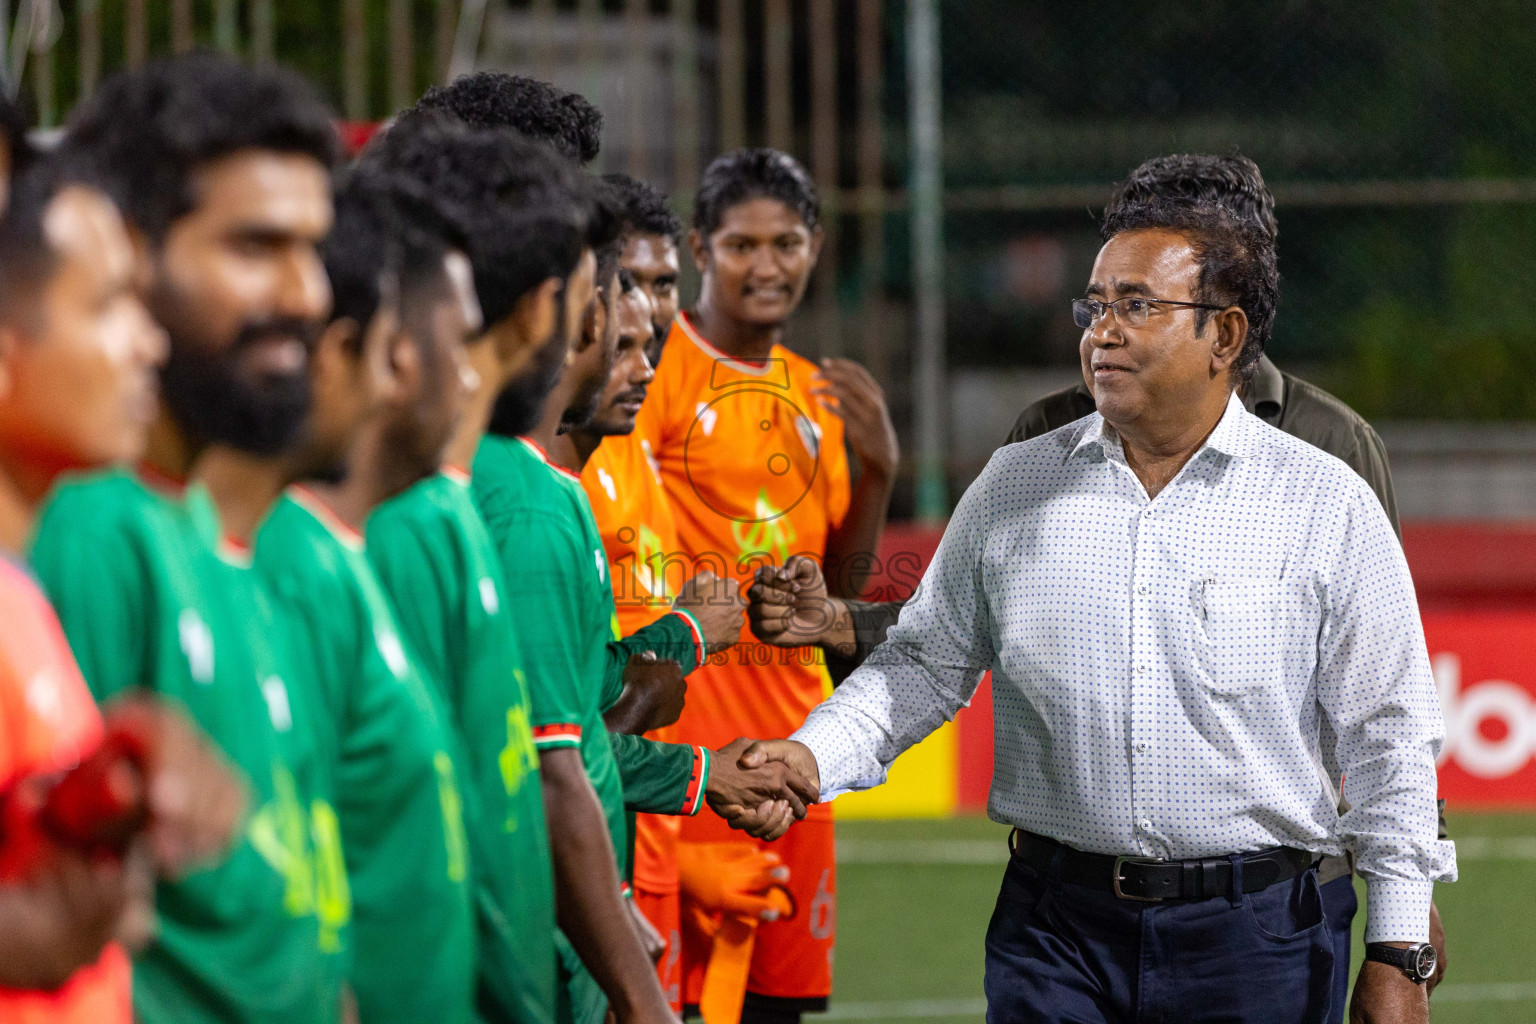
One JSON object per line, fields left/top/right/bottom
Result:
{"left": 1072, "top": 296, "right": 1229, "bottom": 330}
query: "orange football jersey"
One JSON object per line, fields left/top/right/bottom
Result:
{"left": 0, "top": 557, "right": 132, "bottom": 1024}
{"left": 582, "top": 429, "right": 687, "bottom": 895}
{"left": 636, "top": 313, "right": 850, "bottom": 840}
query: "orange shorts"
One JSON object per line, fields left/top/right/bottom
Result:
{"left": 635, "top": 886, "right": 683, "bottom": 1014}
{"left": 680, "top": 817, "right": 836, "bottom": 1007}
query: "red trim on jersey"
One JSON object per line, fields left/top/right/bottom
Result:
{"left": 531, "top": 723, "right": 583, "bottom": 748}
{"left": 671, "top": 609, "right": 707, "bottom": 667}
{"left": 682, "top": 745, "right": 709, "bottom": 816}
{"left": 517, "top": 436, "right": 582, "bottom": 482}
{"left": 218, "top": 533, "right": 253, "bottom": 567}
{"left": 441, "top": 464, "right": 471, "bottom": 485}
{"left": 676, "top": 310, "right": 775, "bottom": 375}
{"left": 287, "top": 485, "right": 364, "bottom": 549}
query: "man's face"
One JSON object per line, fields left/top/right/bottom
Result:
{"left": 402, "top": 250, "right": 483, "bottom": 473}
{"left": 621, "top": 232, "right": 679, "bottom": 359}
{"left": 692, "top": 197, "right": 819, "bottom": 330}
{"left": 1080, "top": 228, "right": 1233, "bottom": 428}
{"left": 149, "top": 150, "right": 333, "bottom": 456}
{"left": 487, "top": 249, "right": 597, "bottom": 439}
{"left": 561, "top": 271, "right": 620, "bottom": 431}
{"left": 583, "top": 286, "right": 656, "bottom": 437}
{"left": 0, "top": 187, "right": 167, "bottom": 472}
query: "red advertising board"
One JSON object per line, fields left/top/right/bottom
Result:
{"left": 1424, "top": 613, "right": 1536, "bottom": 808}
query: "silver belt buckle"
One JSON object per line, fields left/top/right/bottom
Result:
{"left": 1112, "top": 855, "right": 1164, "bottom": 902}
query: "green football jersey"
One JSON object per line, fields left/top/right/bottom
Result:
{"left": 256, "top": 488, "right": 475, "bottom": 1024}
{"left": 29, "top": 469, "right": 346, "bottom": 1024}
{"left": 470, "top": 437, "right": 630, "bottom": 870}
{"left": 366, "top": 469, "right": 558, "bottom": 1024}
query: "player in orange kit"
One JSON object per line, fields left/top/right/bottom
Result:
{"left": 634, "top": 149, "right": 898, "bottom": 1024}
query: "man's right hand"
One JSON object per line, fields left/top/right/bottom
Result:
{"left": 705, "top": 738, "right": 820, "bottom": 841}
{"left": 748, "top": 556, "right": 851, "bottom": 649}
{"left": 709, "top": 739, "right": 824, "bottom": 841}
{"left": 673, "top": 571, "right": 747, "bottom": 654}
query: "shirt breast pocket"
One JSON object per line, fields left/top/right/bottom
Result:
{"left": 1195, "top": 576, "right": 1309, "bottom": 696}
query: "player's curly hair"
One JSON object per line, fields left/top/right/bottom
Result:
{"left": 324, "top": 165, "right": 470, "bottom": 350}
{"left": 1100, "top": 197, "right": 1279, "bottom": 387}
{"left": 367, "top": 110, "right": 616, "bottom": 331}
{"left": 60, "top": 52, "right": 338, "bottom": 244}
{"left": 416, "top": 72, "right": 603, "bottom": 166}
{"left": 602, "top": 172, "right": 682, "bottom": 246}
{"left": 1107, "top": 153, "right": 1278, "bottom": 243}
{"left": 693, "top": 148, "right": 818, "bottom": 238}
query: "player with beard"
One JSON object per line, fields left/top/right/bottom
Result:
{"left": 602, "top": 174, "right": 683, "bottom": 363}
{"left": 559, "top": 271, "right": 700, "bottom": 1012}
{"left": 253, "top": 168, "right": 480, "bottom": 1024}
{"left": 361, "top": 114, "right": 598, "bottom": 1024}
{"left": 0, "top": 152, "right": 245, "bottom": 1024}
{"left": 28, "top": 55, "right": 348, "bottom": 1024}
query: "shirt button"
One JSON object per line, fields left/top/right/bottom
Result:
{"left": 1138, "top": 819, "right": 1152, "bottom": 832}
{"left": 1135, "top": 742, "right": 1148, "bottom": 753}
{"left": 1136, "top": 584, "right": 1149, "bottom": 595}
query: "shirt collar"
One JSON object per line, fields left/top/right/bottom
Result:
{"left": 1070, "top": 391, "right": 1259, "bottom": 463}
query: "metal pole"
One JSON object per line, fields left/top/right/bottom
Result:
{"left": 669, "top": 0, "right": 699, "bottom": 195}
{"left": 716, "top": 0, "right": 744, "bottom": 151}
{"left": 446, "top": 0, "right": 486, "bottom": 82}
{"left": 625, "top": 0, "right": 648, "bottom": 178}
{"left": 343, "top": 0, "right": 368, "bottom": 120}
{"left": 172, "top": 0, "right": 194, "bottom": 53}
{"left": 856, "top": 0, "right": 887, "bottom": 385}
{"left": 78, "top": 0, "right": 100, "bottom": 99}
{"left": 389, "top": 0, "right": 414, "bottom": 112}
{"left": 809, "top": 0, "right": 839, "bottom": 357}
{"left": 906, "top": 0, "right": 946, "bottom": 521}
{"left": 250, "top": 0, "right": 275, "bottom": 63}
{"left": 213, "top": 0, "right": 238, "bottom": 53}
{"left": 434, "top": 0, "right": 457, "bottom": 84}
{"left": 764, "top": 0, "right": 791, "bottom": 151}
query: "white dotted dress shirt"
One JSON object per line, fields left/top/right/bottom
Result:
{"left": 794, "top": 393, "right": 1456, "bottom": 942}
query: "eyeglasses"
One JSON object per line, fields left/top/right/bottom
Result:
{"left": 1072, "top": 296, "right": 1228, "bottom": 330}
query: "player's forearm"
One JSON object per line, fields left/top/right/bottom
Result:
{"left": 538, "top": 752, "right": 671, "bottom": 1018}
{"left": 823, "top": 469, "right": 894, "bottom": 599}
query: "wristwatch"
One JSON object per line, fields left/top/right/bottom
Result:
{"left": 1365, "top": 942, "right": 1437, "bottom": 983}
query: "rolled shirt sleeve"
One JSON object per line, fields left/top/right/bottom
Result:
{"left": 1317, "top": 476, "right": 1456, "bottom": 942}
{"left": 794, "top": 454, "right": 1000, "bottom": 796}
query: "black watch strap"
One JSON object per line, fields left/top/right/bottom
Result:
{"left": 1365, "top": 942, "right": 1436, "bottom": 983}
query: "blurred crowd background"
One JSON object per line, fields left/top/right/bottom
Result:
{"left": 14, "top": 0, "right": 1536, "bottom": 521}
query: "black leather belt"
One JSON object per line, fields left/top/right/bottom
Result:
{"left": 1009, "top": 828, "right": 1316, "bottom": 902}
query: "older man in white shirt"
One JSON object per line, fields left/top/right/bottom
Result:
{"left": 740, "top": 196, "right": 1455, "bottom": 1024}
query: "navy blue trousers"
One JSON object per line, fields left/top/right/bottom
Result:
{"left": 983, "top": 854, "right": 1336, "bottom": 1024}
{"left": 1319, "top": 873, "right": 1359, "bottom": 1024}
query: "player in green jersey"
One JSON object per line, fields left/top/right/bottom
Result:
{"left": 361, "top": 116, "right": 601, "bottom": 1024}
{"left": 30, "top": 55, "right": 347, "bottom": 1024}
{"left": 254, "top": 169, "right": 483, "bottom": 1024}
{"left": 469, "top": 185, "right": 816, "bottom": 1024}
{"left": 0, "top": 146, "right": 250, "bottom": 1013}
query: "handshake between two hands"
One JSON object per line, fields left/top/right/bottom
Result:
{"left": 706, "top": 738, "right": 823, "bottom": 842}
